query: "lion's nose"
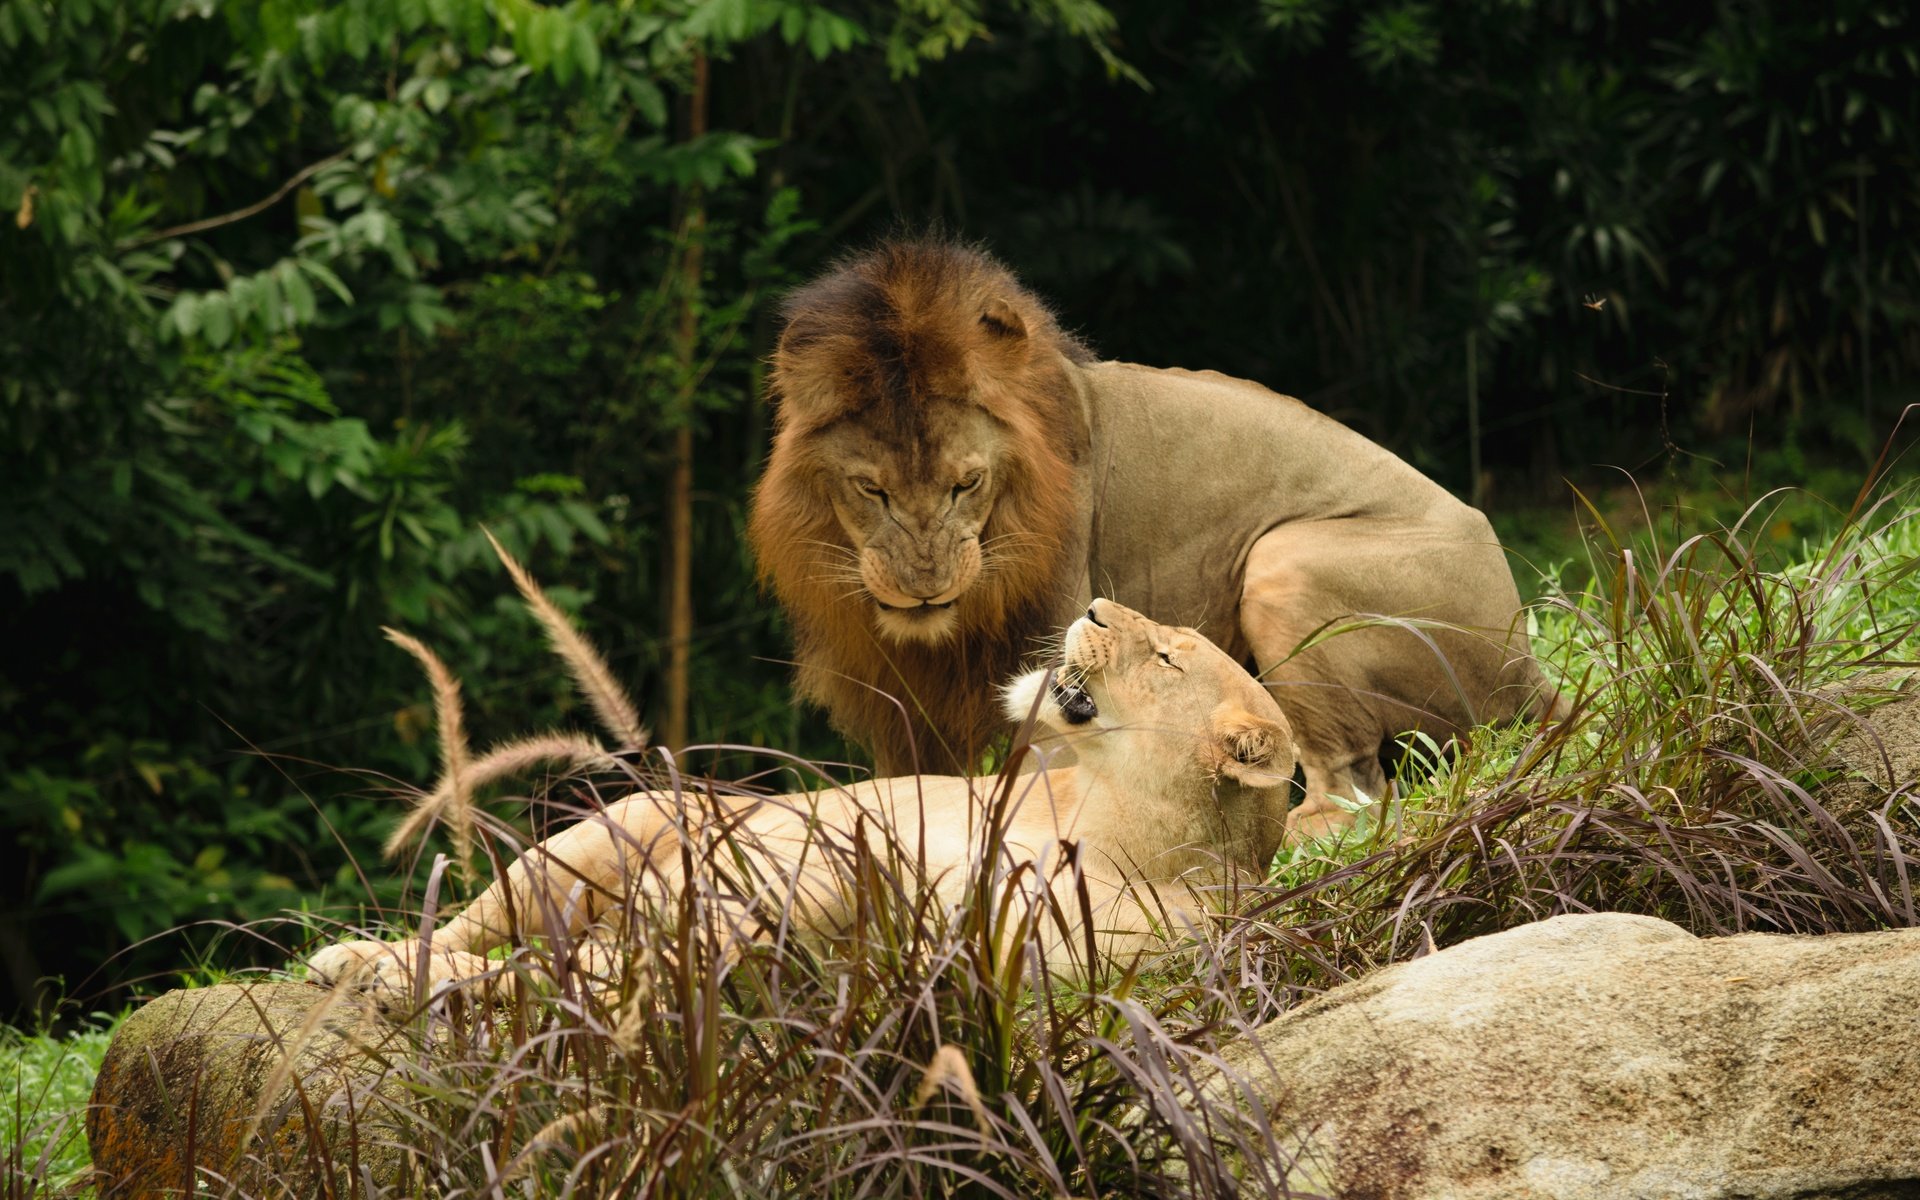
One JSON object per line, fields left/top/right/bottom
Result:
{"left": 1086, "top": 601, "right": 1108, "bottom": 627}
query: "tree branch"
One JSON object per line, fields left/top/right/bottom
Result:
{"left": 123, "top": 152, "right": 349, "bottom": 249}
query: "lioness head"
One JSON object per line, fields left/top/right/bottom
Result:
{"left": 756, "top": 241, "right": 1091, "bottom": 645}
{"left": 1003, "top": 599, "right": 1295, "bottom": 817}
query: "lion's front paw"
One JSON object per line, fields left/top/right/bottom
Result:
{"left": 308, "top": 939, "right": 495, "bottom": 1007}
{"left": 307, "top": 940, "right": 395, "bottom": 988}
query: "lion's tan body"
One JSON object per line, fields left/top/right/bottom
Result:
{"left": 1072, "top": 360, "right": 1551, "bottom": 837}
{"left": 750, "top": 241, "right": 1557, "bottom": 840}
{"left": 309, "top": 601, "right": 1295, "bottom": 996}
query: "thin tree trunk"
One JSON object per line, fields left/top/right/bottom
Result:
{"left": 1859, "top": 159, "right": 1872, "bottom": 422}
{"left": 663, "top": 51, "right": 709, "bottom": 752}
{"left": 1466, "top": 329, "right": 1482, "bottom": 509}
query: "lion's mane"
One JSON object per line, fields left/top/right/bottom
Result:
{"left": 748, "top": 241, "right": 1094, "bottom": 771}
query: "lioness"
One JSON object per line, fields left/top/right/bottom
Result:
{"left": 307, "top": 600, "right": 1295, "bottom": 996}
{"left": 749, "top": 239, "right": 1562, "bottom": 840}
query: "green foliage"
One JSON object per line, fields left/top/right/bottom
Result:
{"left": 1352, "top": 2, "right": 1439, "bottom": 75}
{"left": 0, "top": 1016, "right": 114, "bottom": 1190}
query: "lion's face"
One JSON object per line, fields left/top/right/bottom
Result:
{"left": 812, "top": 403, "right": 1011, "bottom": 644}
{"left": 1003, "top": 599, "right": 1294, "bottom": 792}
{"left": 755, "top": 242, "right": 1087, "bottom": 669}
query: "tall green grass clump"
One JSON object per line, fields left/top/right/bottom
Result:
{"left": 1261, "top": 481, "right": 1919, "bottom": 984}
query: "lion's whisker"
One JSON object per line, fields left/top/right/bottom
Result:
{"left": 977, "top": 551, "right": 1039, "bottom": 579}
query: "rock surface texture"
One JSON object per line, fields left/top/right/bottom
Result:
{"left": 1206, "top": 913, "right": 1920, "bottom": 1200}
{"left": 87, "top": 982, "right": 402, "bottom": 1199}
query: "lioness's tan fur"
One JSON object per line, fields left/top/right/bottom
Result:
{"left": 309, "top": 601, "right": 1294, "bottom": 996}
{"left": 750, "top": 240, "right": 1560, "bottom": 840}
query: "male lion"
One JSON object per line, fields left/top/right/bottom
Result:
{"left": 308, "top": 599, "right": 1295, "bottom": 994}
{"left": 748, "top": 240, "right": 1562, "bottom": 841}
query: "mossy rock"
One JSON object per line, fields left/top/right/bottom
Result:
{"left": 87, "top": 981, "right": 407, "bottom": 1199}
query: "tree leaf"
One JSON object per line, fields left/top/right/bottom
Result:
{"left": 279, "top": 260, "right": 317, "bottom": 322}
{"left": 299, "top": 258, "right": 355, "bottom": 304}
{"left": 168, "top": 292, "right": 203, "bottom": 338}
{"left": 626, "top": 76, "right": 667, "bottom": 127}
{"left": 572, "top": 15, "right": 601, "bottom": 78}
{"left": 200, "top": 292, "right": 234, "bottom": 348}
{"left": 15, "top": 0, "right": 49, "bottom": 45}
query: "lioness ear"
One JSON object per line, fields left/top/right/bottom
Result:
{"left": 1210, "top": 706, "right": 1294, "bottom": 789}
{"left": 979, "top": 296, "right": 1028, "bottom": 341}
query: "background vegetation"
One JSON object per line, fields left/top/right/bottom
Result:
{"left": 2, "top": 0, "right": 1917, "bottom": 1025}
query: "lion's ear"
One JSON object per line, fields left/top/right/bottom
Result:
{"left": 1210, "top": 706, "right": 1294, "bottom": 789}
{"left": 979, "top": 296, "right": 1028, "bottom": 341}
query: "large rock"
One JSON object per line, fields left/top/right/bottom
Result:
{"left": 87, "top": 982, "right": 404, "bottom": 1199}
{"left": 1203, "top": 913, "right": 1920, "bottom": 1199}
{"left": 1820, "top": 671, "right": 1920, "bottom": 825}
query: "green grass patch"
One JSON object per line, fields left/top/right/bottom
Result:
{"left": 3, "top": 1018, "right": 117, "bottom": 1193}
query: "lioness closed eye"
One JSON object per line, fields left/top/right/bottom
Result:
{"left": 308, "top": 599, "right": 1294, "bottom": 1000}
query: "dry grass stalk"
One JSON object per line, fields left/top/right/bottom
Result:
{"left": 610, "top": 989, "right": 649, "bottom": 1060}
{"left": 381, "top": 626, "right": 476, "bottom": 883}
{"left": 379, "top": 536, "right": 635, "bottom": 868}
{"left": 384, "top": 733, "right": 617, "bottom": 862}
{"left": 504, "top": 1103, "right": 614, "bottom": 1182}
{"left": 913, "top": 1043, "right": 992, "bottom": 1137}
{"left": 606, "top": 936, "right": 655, "bottom": 1058}
{"left": 484, "top": 527, "right": 649, "bottom": 751}
{"left": 462, "top": 732, "right": 619, "bottom": 789}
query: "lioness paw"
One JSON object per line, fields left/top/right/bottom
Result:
{"left": 307, "top": 940, "right": 394, "bottom": 988}
{"left": 307, "top": 939, "right": 494, "bottom": 1006}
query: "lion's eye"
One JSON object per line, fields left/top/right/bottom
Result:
{"left": 952, "top": 472, "right": 984, "bottom": 498}
{"left": 854, "top": 479, "right": 887, "bottom": 502}
{"left": 1156, "top": 649, "right": 1179, "bottom": 668}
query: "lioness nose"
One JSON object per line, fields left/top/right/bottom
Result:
{"left": 1086, "top": 601, "right": 1108, "bottom": 627}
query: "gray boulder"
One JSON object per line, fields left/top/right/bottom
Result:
{"left": 1202, "top": 913, "right": 1920, "bottom": 1199}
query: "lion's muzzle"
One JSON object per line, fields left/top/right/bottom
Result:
{"left": 860, "top": 538, "right": 982, "bottom": 643}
